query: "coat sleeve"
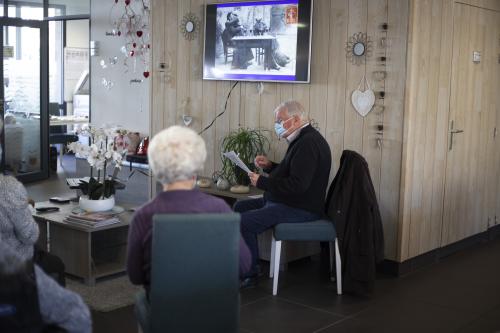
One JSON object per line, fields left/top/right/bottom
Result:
{"left": 12, "top": 206, "right": 39, "bottom": 246}
{"left": 4, "top": 178, "right": 39, "bottom": 246}
{"left": 35, "top": 266, "right": 92, "bottom": 333}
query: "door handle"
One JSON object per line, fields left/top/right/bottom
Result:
{"left": 448, "top": 120, "right": 464, "bottom": 151}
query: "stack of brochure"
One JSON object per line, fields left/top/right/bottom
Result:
{"left": 64, "top": 211, "right": 120, "bottom": 228}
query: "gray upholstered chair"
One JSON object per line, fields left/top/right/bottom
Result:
{"left": 270, "top": 220, "right": 342, "bottom": 296}
{"left": 135, "top": 213, "right": 241, "bottom": 333}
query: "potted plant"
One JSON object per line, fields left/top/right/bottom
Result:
{"left": 68, "top": 126, "right": 127, "bottom": 212}
{"left": 220, "top": 128, "right": 270, "bottom": 193}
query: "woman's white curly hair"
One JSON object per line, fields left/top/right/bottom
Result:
{"left": 148, "top": 125, "right": 207, "bottom": 185}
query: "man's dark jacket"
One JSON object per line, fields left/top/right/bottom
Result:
{"left": 257, "top": 125, "right": 331, "bottom": 217}
{"left": 326, "top": 150, "right": 384, "bottom": 295}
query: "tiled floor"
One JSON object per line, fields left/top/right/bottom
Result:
{"left": 24, "top": 158, "right": 500, "bottom": 333}
{"left": 90, "top": 237, "right": 500, "bottom": 333}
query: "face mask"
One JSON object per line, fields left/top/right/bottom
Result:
{"left": 274, "top": 123, "right": 286, "bottom": 138}
{"left": 274, "top": 117, "right": 293, "bottom": 138}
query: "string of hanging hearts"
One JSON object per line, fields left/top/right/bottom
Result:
{"left": 109, "top": 0, "right": 151, "bottom": 78}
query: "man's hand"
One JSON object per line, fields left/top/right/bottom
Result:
{"left": 248, "top": 172, "right": 260, "bottom": 187}
{"left": 254, "top": 155, "right": 272, "bottom": 169}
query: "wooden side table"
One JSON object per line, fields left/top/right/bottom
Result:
{"left": 33, "top": 202, "right": 133, "bottom": 285}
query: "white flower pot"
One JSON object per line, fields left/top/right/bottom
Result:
{"left": 79, "top": 195, "right": 115, "bottom": 212}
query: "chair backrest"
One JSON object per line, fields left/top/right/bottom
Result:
{"left": 151, "top": 213, "right": 241, "bottom": 333}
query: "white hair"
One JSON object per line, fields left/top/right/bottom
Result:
{"left": 148, "top": 126, "right": 207, "bottom": 185}
{"left": 274, "top": 100, "right": 306, "bottom": 120}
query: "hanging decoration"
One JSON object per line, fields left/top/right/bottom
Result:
{"left": 179, "top": 12, "right": 200, "bottom": 41}
{"left": 108, "top": 0, "right": 151, "bottom": 78}
{"left": 351, "top": 75, "right": 375, "bottom": 117}
{"left": 345, "top": 32, "right": 373, "bottom": 65}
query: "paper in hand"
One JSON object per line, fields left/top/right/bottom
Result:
{"left": 223, "top": 151, "right": 252, "bottom": 174}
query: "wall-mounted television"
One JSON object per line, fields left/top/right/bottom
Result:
{"left": 203, "top": 0, "right": 313, "bottom": 83}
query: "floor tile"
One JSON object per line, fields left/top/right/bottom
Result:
{"left": 385, "top": 265, "right": 500, "bottom": 314}
{"left": 240, "top": 297, "right": 344, "bottom": 333}
{"left": 454, "top": 316, "right": 500, "bottom": 333}
{"left": 240, "top": 287, "right": 272, "bottom": 306}
{"left": 277, "top": 283, "right": 374, "bottom": 316}
{"left": 92, "top": 306, "right": 137, "bottom": 333}
{"left": 316, "top": 299, "right": 480, "bottom": 333}
{"left": 483, "top": 305, "right": 500, "bottom": 320}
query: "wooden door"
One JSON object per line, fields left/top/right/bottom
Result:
{"left": 441, "top": 4, "right": 494, "bottom": 246}
{"left": 483, "top": 8, "right": 500, "bottom": 230}
{"left": 493, "top": 10, "right": 500, "bottom": 229}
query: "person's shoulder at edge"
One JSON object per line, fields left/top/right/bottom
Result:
{"left": 35, "top": 265, "right": 91, "bottom": 333}
{"left": 0, "top": 174, "right": 29, "bottom": 208}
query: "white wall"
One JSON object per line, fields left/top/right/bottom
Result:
{"left": 64, "top": 19, "right": 89, "bottom": 112}
{"left": 66, "top": 20, "right": 89, "bottom": 48}
{"left": 90, "top": 0, "right": 150, "bottom": 135}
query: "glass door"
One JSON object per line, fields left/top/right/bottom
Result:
{"left": 0, "top": 18, "right": 48, "bottom": 181}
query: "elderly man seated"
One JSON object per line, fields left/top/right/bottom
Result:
{"left": 126, "top": 126, "right": 252, "bottom": 295}
{"left": 235, "top": 101, "right": 332, "bottom": 288}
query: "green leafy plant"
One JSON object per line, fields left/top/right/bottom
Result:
{"left": 220, "top": 128, "right": 270, "bottom": 185}
{"left": 79, "top": 177, "right": 116, "bottom": 200}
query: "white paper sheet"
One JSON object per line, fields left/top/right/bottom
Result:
{"left": 223, "top": 151, "right": 252, "bottom": 174}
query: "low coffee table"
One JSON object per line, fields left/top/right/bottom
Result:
{"left": 33, "top": 201, "right": 133, "bottom": 286}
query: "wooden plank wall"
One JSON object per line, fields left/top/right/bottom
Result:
{"left": 151, "top": 0, "right": 409, "bottom": 261}
{"left": 398, "top": 0, "right": 500, "bottom": 261}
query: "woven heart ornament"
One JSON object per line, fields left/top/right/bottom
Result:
{"left": 351, "top": 76, "right": 375, "bottom": 117}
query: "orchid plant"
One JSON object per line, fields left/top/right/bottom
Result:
{"left": 68, "top": 126, "right": 128, "bottom": 200}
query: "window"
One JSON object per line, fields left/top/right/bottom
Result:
{"left": 47, "top": 0, "right": 89, "bottom": 18}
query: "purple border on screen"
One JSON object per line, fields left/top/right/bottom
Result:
{"left": 217, "top": 0, "right": 298, "bottom": 8}
{"left": 223, "top": 73, "right": 296, "bottom": 81}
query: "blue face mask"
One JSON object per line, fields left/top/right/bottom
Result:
{"left": 274, "top": 122, "right": 287, "bottom": 138}
{"left": 274, "top": 117, "right": 292, "bottom": 138}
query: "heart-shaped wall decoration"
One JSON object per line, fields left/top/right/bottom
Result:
{"left": 351, "top": 75, "right": 375, "bottom": 117}
{"left": 182, "top": 115, "right": 193, "bottom": 127}
{"left": 351, "top": 89, "right": 375, "bottom": 117}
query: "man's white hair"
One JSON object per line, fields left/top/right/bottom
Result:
{"left": 274, "top": 100, "right": 306, "bottom": 120}
{"left": 148, "top": 125, "right": 207, "bottom": 185}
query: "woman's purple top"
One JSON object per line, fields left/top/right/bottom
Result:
{"left": 126, "top": 189, "right": 252, "bottom": 289}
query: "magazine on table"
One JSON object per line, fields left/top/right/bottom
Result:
{"left": 64, "top": 211, "right": 120, "bottom": 228}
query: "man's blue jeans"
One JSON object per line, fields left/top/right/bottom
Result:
{"left": 234, "top": 198, "right": 320, "bottom": 277}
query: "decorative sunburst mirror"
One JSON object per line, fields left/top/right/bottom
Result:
{"left": 180, "top": 12, "right": 200, "bottom": 41}
{"left": 346, "top": 32, "right": 373, "bottom": 65}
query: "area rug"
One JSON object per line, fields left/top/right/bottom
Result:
{"left": 67, "top": 276, "right": 142, "bottom": 312}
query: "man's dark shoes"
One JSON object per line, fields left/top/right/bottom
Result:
{"left": 255, "top": 264, "right": 265, "bottom": 278}
{"left": 240, "top": 276, "right": 258, "bottom": 289}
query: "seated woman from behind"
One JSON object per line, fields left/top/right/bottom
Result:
{"left": 0, "top": 241, "right": 91, "bottom": 333}
{"left": 126, "top": 126, "right": 251, "bottom": 293}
